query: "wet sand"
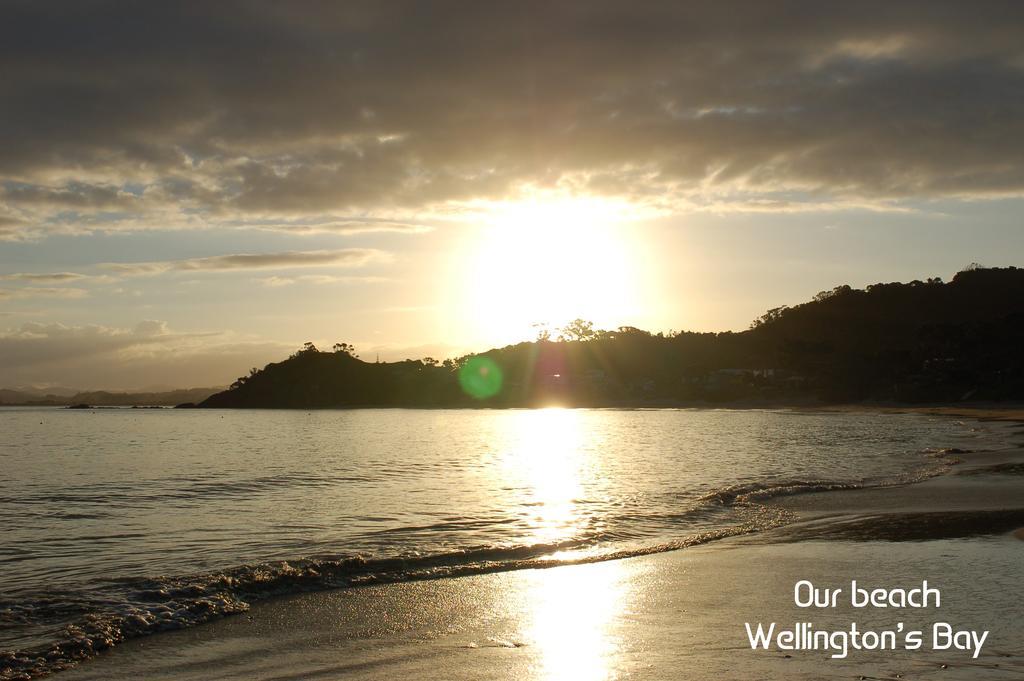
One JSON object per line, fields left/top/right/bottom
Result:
{"left": 57, "top": 538, "right": 1024, "bottom": 680}
{"left": 58, "top": 410, "right": 1024, "bottom": 681}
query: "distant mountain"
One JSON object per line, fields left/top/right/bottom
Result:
{"left": 0, "top": 389, "right": 43, "bottom": 404}
{"left": 8, "top": 385, "right": 83, "bottom": 397}
{"left": 0, "top": 389, "right": 70, "bottom": 405}
{"left": 0, "top": 387, "right": 223, "bottom": 407}
{"left": 201, "top": 266, "right": 1024, "bottom": 409}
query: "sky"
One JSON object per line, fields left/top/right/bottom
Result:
{"left": 2, "top": 1, "right": 1024, "bottom": 390}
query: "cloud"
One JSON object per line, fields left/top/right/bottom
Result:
{"left": 0, "top": 272, "right": 89, "bottom": 283}
{"left": 0, "top": 287, "right": 88, "bottom": 300}
{"left": 1, "top": 182, "right": 139, "bottom": 210}
{"left": 0, "top": 321, "right": 178, "bottom": 368}
{"left": 101, "top": 248, "right": 387, "bottom": 277}
{"left": 133, "top": 319, "right": 170, "bottom": 336}
{"left": 251, "top": 220, "right": 433, "bottom": 236}
{"left": 0, "top": 216, "right": 28, "bottom": 241}
{"left": 0, "top": 2, "right": 1022, "bottom": 239}
{"left": 0, "top": 320, "right": 292, "bottom": 389}
{"left": 258, "top": 274, "right": 389, "bottom": 287}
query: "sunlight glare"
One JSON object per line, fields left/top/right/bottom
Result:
{"left": 496, "top": 408, "right": 589, "bottom": 545}
{"left": 456, "top": 195, "right": 644, "bottom": 346}
{"left": 523, "top": 560, "right": 630, "bottom": 681}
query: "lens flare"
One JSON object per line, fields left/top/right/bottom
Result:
{"left": 458, "top": 356, "right": 504, "bottom": 399}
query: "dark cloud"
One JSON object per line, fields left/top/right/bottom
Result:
{"left": 0, "top": 215, "right": 27, "bottom": 240}
{"left": 1, "top": 0, "right": 1023, "bottom": 237}
{"left": 100, "top": 248, "right": 386, "bottom": 276}
{"left": 1, "top": 182, "right": 138, "bottom": 210}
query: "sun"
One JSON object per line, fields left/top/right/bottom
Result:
{"left": 452, "top": 195, "right": 644, "bottom": 346}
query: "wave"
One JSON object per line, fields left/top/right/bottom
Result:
{"left": 0, "top": 514, "right": 787, "bottom": 678}
{"left": 0, "top": 460, "right": 959, "bottom": 680}
{"left": 1, "top": 473, "right": 376, "bottom": 510}
{"left": 697, "top": 479, "right": 864, "bottom": 505}
{"left": 699, "top": 450, "right": 961, "bottom": 507}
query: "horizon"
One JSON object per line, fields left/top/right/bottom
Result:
{"left": 2, "top": 263, "right": 1015, "bottom": 396}
{"left": 3, "top": 3, "right": 1024, "bottom": 390}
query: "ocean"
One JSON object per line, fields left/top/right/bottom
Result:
{"left": 0, "top": 407, "right": 998, "bottom": 677}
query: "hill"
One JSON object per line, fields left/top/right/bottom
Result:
{"left": 0, "top": 387, "right": 223, "bottom": 407}
{"left": 200, "top": 266, "right": 1024, "bottom": 409}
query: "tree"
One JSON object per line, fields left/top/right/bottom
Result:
{"left": 231, "top": 367, "right": 262, "bottom": 390}
{"left": 813, "top": 285, "right": 852, "bottom": 303}
{"left": 604, "top": 325, "right": 650, "bottom": 339}
{"left": 332, "top": 342, "right": 357, "bottom": 357}
{"left": 558, "top": 318, "right": 599, "bottom": 342}
{"left": 531, "top": 322, "right": 552, "bottom": 341}
{"left": 750, "top": 305, "right": 789, "bottom": 329}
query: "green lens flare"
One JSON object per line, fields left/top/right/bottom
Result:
{"left": 458, "top": 356, "right": 504, "bottom": 399}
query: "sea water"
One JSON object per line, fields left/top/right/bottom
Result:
{"left": 0, "top": 407, "right": 996, "bottom": 676}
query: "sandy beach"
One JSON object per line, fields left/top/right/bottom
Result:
{"left": 52, "top": 412, "right": 1024, "bottom": 681}
{"left": 56, "top": 535, "right": 1024, "bottom": 680}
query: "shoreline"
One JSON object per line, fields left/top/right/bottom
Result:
{"left": 7, "top": 400, "right": 1024, "bottom": 421}
{"left": 804, "top": 402, "right": 1024, "bottom": 423}
{"left": 58, "top": 455, "right": 1024, "bottom": 681}
{"left": 43, "top": 408, "right": 1024, "bottom": 680}
{"left": 193, "top": 400, "right": 1024, "bottom": 415}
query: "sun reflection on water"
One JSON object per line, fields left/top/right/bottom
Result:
{"left": 522, "top": 559, "right": 630, "bottom": 681}
{"left": 496, "top": 408, "right": 592, "bottom": 545}
{"left": 489, "top": 409, "right": 630, "bottom": 680}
